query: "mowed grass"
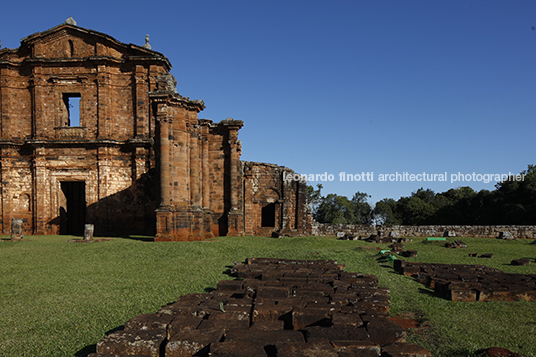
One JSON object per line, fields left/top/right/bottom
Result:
{"left": 0, "top": 235, "right": 535, "bottom": 357}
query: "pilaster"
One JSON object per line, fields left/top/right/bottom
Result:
{"left": 221, "top": 119, "right": 244, "bottom": 236}
{"left": 97, "top": 65, "right": 111, "bottom": 138}
{"left": 32, "top": 148, "right": 47, "bottom": 234}
{"left": 134, "top": 65, "right": 149, "bottom": 138}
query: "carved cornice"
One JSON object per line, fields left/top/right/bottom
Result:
{"left": 219, "top": 117, "right": 244, "bottom": 129}
{"left": 149, "top": 90, "right": 206, "bottom": 112}
{"left": 0, "top": 138, "right": 154, "bottom": 149}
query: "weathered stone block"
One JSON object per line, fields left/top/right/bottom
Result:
{"left": 10, "top": 218, "right": 24, "bottom": 241}
{"left": 450, "top": 288, "right": 478, "bottom": 302}
{"left": 401, "top": 266, "right": 421, "bottom": 276}
{"left": 305, "top": 325, "right": 371, "bottom": 343}
{"left": 331, "top": 312, "right": 364, "bottom": 328}
{"left": 217, "top": 279, "right": 244, "bottom": 291}
{"left": 167, "top": 314, "right": 204, "bottom": 338}
{"left": 380, "top": 342, "right": 433, "bottom": 356}
{"left": 252, "top": 303, "right": 292, "bottom": 324}
{"left": 165, "top": 328, "right": 224, "bottom": 357}
{"left": 330, "top": 340, "right": 381, "bottom": 356}
{"left": 498, "top": 231, "right": 514, "bottom": 240}
{"left": 292, "top": 307, "right": 331, "bottom": 330}
{"left": 123, "top": 312, "right": 174, "bottom": 333}
{"left": 83, "top": 224, "right": 94, "bottom": 241}
{"left": 249, "top": 320, "right": 285, "bottom": 330}
{"left": 96, "top": 329, "right": 165, "bottom": 357}
{"left": 209, "top": 341, "right": 268, "bottom": 357}
{"left": 366, "top": 317, "right": 406, "bottom": 346}
{"left": 257, "top": 286, "right": 291, "bottom": 300}
{"left": 511, "top": 259, "right": 531, "bottom": 266}
{"left": 276, "top": 340, "right": 338, "bottom": 357}
{"left": 158, "top": 302, "right": 198, "bottom": 316}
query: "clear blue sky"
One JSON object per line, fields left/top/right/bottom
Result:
{"left": 1, "top": 0, "right": 535, "bottom": 204}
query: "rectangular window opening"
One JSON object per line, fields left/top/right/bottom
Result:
{"left": 63, "top": 93, "right": 81, "bottom": 127}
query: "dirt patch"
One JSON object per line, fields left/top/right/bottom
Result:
{"left": 390, "top": 315, "right": 420, "bottom": 330}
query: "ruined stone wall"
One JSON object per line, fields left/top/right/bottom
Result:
{"left": 0, "top": 148, "right": 33, "bottom": 233}
{"left": 1, "top": 21, "right": 313, "bottom": 241}
{"left": 151, "top": 83, "right": 242, "bottom": 241}
{"left": 242, "top": 162, "right": 309, "bottom": 237}
{"left": 312, "top": 222, "right": 536, "bottom": 239}
{"left": 0, "top": 22, "right": 164, "bottom": 236}
{"left": 206, "top": 120, "right": 236, "bottom": 237}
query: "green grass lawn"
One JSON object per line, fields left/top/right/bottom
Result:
{"left": 0, "top": 235, "right": 535, "bottom": 356}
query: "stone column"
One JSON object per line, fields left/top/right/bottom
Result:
{"left": 157, "top": 105, "right": 171, "bottom": 207}
{"left": 33, "top": 149, "right": 47, "bottom": 234}
{"left": 175, "top": 123, "right": 189, "bottom": 208}
{"left": 200, "top": 121, "right": 211, "bottom": 209}
{"left": 229, "top": 129, "right": 239, "bottom": 211}
{"left": 189, "top": 127, "right": 201, "bottom": 208}
{"left": 221, "top": 119, "right": 244, "bottom": 236}
{"left": 154, "top": 101, "right": 173, "bottom": 242}
{"left": 1, "top": 154, "right": 10, "bottom": 234}
{"left": 199, "top": 120, "right": 213, "bottom": 238}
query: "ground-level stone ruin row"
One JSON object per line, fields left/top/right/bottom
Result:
{"left": 394, "top": 260, "right": 536, "bottom": 302}
{"left": 314, "top": 223, "right": 536, "bottom": 239}
{"left": 89, "top": 258, "right": 432, "bottom": 357}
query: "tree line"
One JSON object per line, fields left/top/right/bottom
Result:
{"left": 307, "top": 165, "right": 536, "bottom": 225}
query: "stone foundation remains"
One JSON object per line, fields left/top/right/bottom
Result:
{"left": 394, "top": 260, "right": 536, "bottom": 302}
{"left": 89, "top": 258, "right": 432, "bottom": 357}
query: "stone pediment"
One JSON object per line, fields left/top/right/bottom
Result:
{"left": 0, "top": 22, "right": 170, "bottom": 69}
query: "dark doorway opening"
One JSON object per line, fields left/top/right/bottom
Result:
{"left": 261, "top": 203, "right": 276, "bottom": 227}
{"left": 60, "top": 181, "right": 86, "bottom": 235}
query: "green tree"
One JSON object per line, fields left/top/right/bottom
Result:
{"left": 492, "top": 165, "right": 536, "bottom": 224}
{"left": 315, "top": 193, "right": 357, "bottom": 224}
{"left": 351, "top": 192, "right": 373, "bottom": 224}
{"left": 397, "top": 191, "right": 436, "bottom": 225}
{"left": 305, "top": 184, "right": 323, "bottom": 217}
{"left": 373, "top": 198, "right": 401, "bottom": 225}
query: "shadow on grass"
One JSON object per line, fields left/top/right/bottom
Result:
{"left": 76, "top": 326, "right": 125, "bottom": 356}
{"left": 440, "top": 348, "right": 479, "bottom": 357}
{"left": 116, "top": 235, "right": 155, "bottom": 242}
{"left": 222, "top": 265, "right": 234, "bottom": 277}
{"left": 75, "top": 344, "right": 96, "bottom": 357}
{"left": 418, "top": 287, "right": 439, "bottom": 298}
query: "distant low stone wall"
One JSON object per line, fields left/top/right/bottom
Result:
{"left": 311, "top": 222, "right": 536, "bottom": 239}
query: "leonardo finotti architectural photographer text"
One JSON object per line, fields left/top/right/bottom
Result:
{"left": 283, "top": 171, "right": 526, "bottom": 184}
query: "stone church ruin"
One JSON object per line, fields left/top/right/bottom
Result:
{"left": 0, "top": 19, "right": 310, "bottom": 240}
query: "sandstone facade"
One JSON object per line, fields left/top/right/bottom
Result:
{"left": 0, "top": 20, "right": 309, "bottom": 240}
